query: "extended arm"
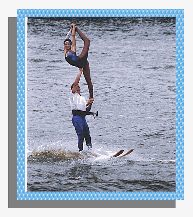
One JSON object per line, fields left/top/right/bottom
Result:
{"left": 74, "top": 68, "right": 83, "bottom": 84}
{"left": 71, "top": 23, "right": 76, "bottom": 52}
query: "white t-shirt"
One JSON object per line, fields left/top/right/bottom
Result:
{"left": 69, "top": 92, "right": 87, "bottom": 111}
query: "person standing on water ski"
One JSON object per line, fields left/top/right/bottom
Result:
{"left": 64, "top": 23, "right": 93, "bottom": 99}
{"left": 69, "top": 68, "right": 94, "bottom": 152}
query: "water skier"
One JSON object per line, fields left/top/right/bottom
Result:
{"left": 64, "top": 23, "right": 93, "bottom": 99}
{"left": 69, "top": 68, "right": 94, "bottom": 152}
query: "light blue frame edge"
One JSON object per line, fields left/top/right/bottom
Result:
{"left": 17, "top": 9, "right": 184, "bottom": 200}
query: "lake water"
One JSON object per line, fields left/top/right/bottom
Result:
{"left": 27, "top": 17, "right": 176, "bottom": 192}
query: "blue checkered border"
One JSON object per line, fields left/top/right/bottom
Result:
{"left": 17, "top": 9, "right": 184, "bottom": 200}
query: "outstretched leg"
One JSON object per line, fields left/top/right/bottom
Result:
{"left": 76, "top": 27, "right": 90, "bottom": 59}
{"left": 83, "top": 62, "right": 93, "bottom": 98}
{"left": 76, "top": 27, "right": 93, "bottom": 98}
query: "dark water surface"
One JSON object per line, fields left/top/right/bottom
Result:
{"left": 27, "top": 17, "right": 176, "bottom": 192}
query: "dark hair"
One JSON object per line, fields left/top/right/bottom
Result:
{"left": 64, "top": 39, "right": 72, "bottom": 45}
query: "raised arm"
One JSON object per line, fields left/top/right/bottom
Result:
{"left": 74, "top": 68, "right": 83, "bottom": 84}
{"left": 71, "top": 23, "right": 76, "bottom": 52}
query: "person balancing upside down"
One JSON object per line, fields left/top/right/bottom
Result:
{"left": 69, "top": 68, "right": 94, "bottom": 152}
{"left": 64, "top": 23, "right": 93, "bottom": 99}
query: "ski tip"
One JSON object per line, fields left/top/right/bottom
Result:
{"left": 112, "top": 149, "right": 124, "bottom": 157}
{"left": 119, "top": 148, "right": 134, "bottom": 157}
{"left": 125, "top": 148, "right": 134, "bottom": 155}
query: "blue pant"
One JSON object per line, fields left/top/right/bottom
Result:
{"left": 72, "top": 115, "right": 91, "bottom": 151}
